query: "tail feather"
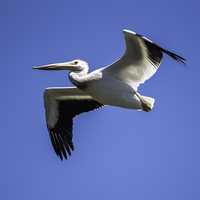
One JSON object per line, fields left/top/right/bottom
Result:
{"left": 142, "top": 96, "right": 155, "bottom": 111}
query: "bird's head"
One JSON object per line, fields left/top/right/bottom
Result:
{"left": 33, "top": 59, "right": 89, "bottom": 74}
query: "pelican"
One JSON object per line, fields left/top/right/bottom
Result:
{"left": 33, "top": 29, "right": 186, "bottom": 160}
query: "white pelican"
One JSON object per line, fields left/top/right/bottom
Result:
{"left": 33, "top": 29, "right": 186, "bottom": 160}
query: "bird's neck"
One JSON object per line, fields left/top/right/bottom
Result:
{"left": 68, "top": 70, "right": 89, "bottom": 88}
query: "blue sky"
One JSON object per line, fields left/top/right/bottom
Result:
{"left": 1, "top": 0, "right": 199, "bottom": 199}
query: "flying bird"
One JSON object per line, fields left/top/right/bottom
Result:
{"left": 33, "top": 29, "right": 186, "bottom": 160}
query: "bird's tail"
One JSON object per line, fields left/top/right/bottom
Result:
{"left": 141, "top": 96, "right": 155, "bottom": 111}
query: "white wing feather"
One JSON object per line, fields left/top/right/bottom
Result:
{"left": 103, "top": 29, "right": 185, "bottom": 90}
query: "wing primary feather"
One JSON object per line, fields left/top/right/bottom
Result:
{"left": 62, "top": 133, "right": 72, "bottom": 155}
{"left": 49, "top": 130, "right": 59, "bottom": 156}
{"left": 57, "top": 127, "right": 72, "bottom": 155}
{"left": 136, "top": 33, "right": 186, "bottom": 66}
{"left": 58, "top": 134, "right": 68, "bottom": 159}
{"left": 68, "top": 139, "right": 74, "bottom": 151}
{"left": 142, "top": 39, "right": 163, "bottom": 68}
{"left": 140, "top": 34, "right": 186, "bottom": 65}
{"left": 159, "top": 48, "right": 186, "bottom": 64}
{"left": 53, "top": 132, "right": 64, "bottom": 160}
{"left": 64, "top": 141, "right": 72, "bottom": 155}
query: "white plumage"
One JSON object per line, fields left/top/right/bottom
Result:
{"left": 33, "top": 29, "right": 186, "bottom": 160}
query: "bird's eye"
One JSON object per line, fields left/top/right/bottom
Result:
{"left": 74, "top": 61, "right": 78, "bottom": 65}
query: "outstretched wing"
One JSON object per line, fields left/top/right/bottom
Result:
{"left": 44, "top": 87, "right": 103, "bottom": 160}
{"left": 103, "top": 30, "right": 186, "bottom": 90}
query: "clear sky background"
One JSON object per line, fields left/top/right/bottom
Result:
{"left": 1, "top": 0, "right": 199, "bottom": 199}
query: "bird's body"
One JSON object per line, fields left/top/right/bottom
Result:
{"left": 33, "top": 29, "right": 186, "bottom": 160}
{"left": 71, "top": 69, "right": 142, "bottom": 109}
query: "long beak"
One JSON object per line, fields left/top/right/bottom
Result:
{"left": 32, "top": 61, "right": 76, "bottom": 71}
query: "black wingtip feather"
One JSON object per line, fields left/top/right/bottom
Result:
{"left": 50, "top": 128, "right": 75, "bottom": 160}
{"left": 161, "top": 48, "right": 186, "bottom": 64}
{"left": 49, "top": 130, "right": 60, "bottom": 156}
{"left": 54, "top": 133, "right": 64, "bottom": 160}
{"left": 47, "top": 98, "right": 103, "bottom": 161}
{"left": 58, "top": 134, "right": 68, "bottom": 160}
{"left": 136, "top": 32, "right": 186, "bottom": 66}
{"left": 68, "top": 142, "right": 74, "bottom": 151}
{"left": 49, "top": 129, "right": 68, "bottom": 160}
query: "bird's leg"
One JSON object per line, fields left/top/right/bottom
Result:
{"left": 135, "top": 92, "right": 152, "bottom": 112}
